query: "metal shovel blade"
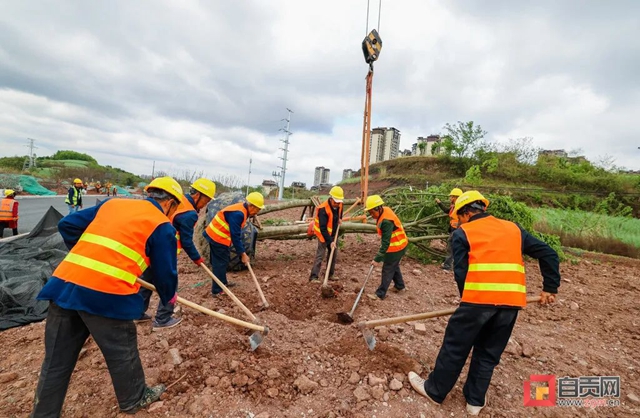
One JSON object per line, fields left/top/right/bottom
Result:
{"left": 249, "top": 331, "right": 264, "bottom": 351}
{"left": 361, "top": 328, "right": 377, "bottom": 351}
{"left": 337, "top": 312, "right": 354, "bottom": 324}
{"left": 321, "top": 285, "right": 334, "bottom": 298}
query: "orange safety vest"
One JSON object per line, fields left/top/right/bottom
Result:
{"left": 459, "top": 216, "right": 526, "bottom": 307}
{"left": 204, "top": 202, "right": 248, "bottom": 247}
{"left": 172, "top": 195, "right": 197, "bottom": 253}
{"left": 376, "top": 207, "right": 408, "bottom": 252}
{"left": 0, "top": 198, "right": 18, "bottom": 222}
{"left": 313, "top": 200, "right": 343, "bottom": 243}
{"left": 52, "top": 199, "right": 171, "bottom": 296}
{"left": 448, "top": 205, "right": 459, "bottom": 229}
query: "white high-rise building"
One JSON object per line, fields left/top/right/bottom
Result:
{"left": 369, "top": 127, "right": 401, "bottom": 164}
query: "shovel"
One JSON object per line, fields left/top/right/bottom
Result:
{"left": 337, "top": 264, "right": 374, "bottom": 324}
{"left": 357, "top": 296, "right": 542, "bottom": 351}
{"left": 136, "top": 278, "right": 269, "bottom": 351}
{"left": 199, "top": 263, "right": 258, "bottom": 323}
{"left": 246, "top": 262, "right": 270, "bottom": 309}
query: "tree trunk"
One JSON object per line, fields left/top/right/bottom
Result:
{"left": 260, "top": 198, "right": 359, "bottom": 215}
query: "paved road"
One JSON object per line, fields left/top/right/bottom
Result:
{"left": 11, "top": 195, "right": 105, "bottom": 234}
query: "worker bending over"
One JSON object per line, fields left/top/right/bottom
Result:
{"left": 31, "top": 176, "right": 183, "bottom": 416}
{"left": 365, "top": 195, "right": 408, "bottom": 300}
{"left": 203, "top": 192, "right": 264, "bottom": 298}
{"left": 409, "top": 190, "right": 560, "bottom": 415}
{"left": 309, "top": 186, "right": 344, "bottom": 282}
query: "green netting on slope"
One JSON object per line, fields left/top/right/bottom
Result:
{"left": 20, "top": 175, "right": 56, "bottom": 196}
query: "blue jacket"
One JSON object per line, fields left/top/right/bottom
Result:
{"left": 65, "top": 186, "right": 83, "bottom": 206}
{"left": 38, "top": 198, "right": 178, "bottom": 320}
{"left": 203, "top": 203, "right": 247, "bottom": 254}
{"left": 173, "top": 194, "right": 201, "bottom": 261}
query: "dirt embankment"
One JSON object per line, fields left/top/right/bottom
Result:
{"left": 1, "top": 208, "right": 639, "bottom": 417}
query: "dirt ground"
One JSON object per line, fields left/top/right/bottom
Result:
{"left": 1, "top": 207, "right": 639, "bottom": 417}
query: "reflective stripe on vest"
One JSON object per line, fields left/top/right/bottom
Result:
{"left": 376, "top": 207, "right": 408, "bottom": 252}
{"left": 53, "top": 199, "right": 171, "bottom": 296}
{"left": 204, "top": 202, "right": 248, "bottom": 247}
{"left": 314, "top": 200, "right": 343, "bottom": 243}
{"left": 459, "top": 216, "right": 527, "bottom": 307}
{"left": 173, "top": 195, "right": 197, "bottom": 254}
{"left": 65, "top": 187, "right": 80, "bottom": 205}
{"left": 449, "top": 205, "right": 459, "bottom": 229}
{"left": 0, "top": 198, "right": 17, "bottom": 222}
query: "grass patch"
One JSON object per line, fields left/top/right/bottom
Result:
{"left": 533, "top": 208, "right": 640, "bottom": 258}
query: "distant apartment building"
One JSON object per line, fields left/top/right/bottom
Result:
{"left": 261, "top": 179, "right": 278, "bottom": 196}
{"left": 539, "top": 149, "right": 568, "bottom": 158}
{"left": 369, "top": 127, "right": 401, "bottom": 164}
{"left": 342, "top": 169, "right": 355, "bottom": 180}
{"left": 314, "top": 166, "right": 331, "bottom": 186}
{"left": 413, "top": 135, "right": 443, "bottom": 156}
{"left": 399, "top": 149, "right": 412, "bottom": 157}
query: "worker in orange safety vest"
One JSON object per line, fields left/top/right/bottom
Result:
{"left": 365, "top": 195, "right": 409, "bottom": 301}
{"left": 0, "top": 189, "right": 19, "bottom": 238}
{"left": 408, "top": 190, "right": 561, "bottom": 415}
{"left": 32, "top": 176, "right": 183, "bottom": 416}
{"left": 309, "top": 186, "right": 344, "bottom": 283}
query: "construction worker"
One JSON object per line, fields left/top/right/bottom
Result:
{"left": 435, "top": 187, "right": 463, "bottom": 271}
{"left": 65, "top": 178, "right": 84, "bottom": 215}
{"left": 138, "top": 178, "right": 216, "bottom": 329}
{"left": 31, "top": 176, "right": 183, "bottom": 416}
{"left": 408, "top": 190, "right": 560, "bottom": 415}
{"left": 112, "top": 185, "right": 118, "bottom": 197}
{"left": 0, "top": 189, "right": 19, "bottom": 238}
{"left": 365, "top": 195, "right": 408, "bottom": 300}
{"left": 203, "top": 192, "right": 264, "bottom": 298}
{"left": 309, "top": 186, "right": 344, "bottom": 283}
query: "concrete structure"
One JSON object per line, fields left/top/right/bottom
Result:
{"left": 291, "top": 181, "right": 306, "bottom": 189}
{"left": 413, "top": 135, "right": 443, "bottom": 156}
{"left": 369, "top": 127, "right": 401, "bottom": 164}
{"left": 314, "top": 166, "right": 331, "bottom": 187}
{"left": 261, "top": 179, "right": 278, "bottom": 196}
{"left": 342, "top": 169, "right": 355, "bottom": 181}
{"left": 539, "top": 149, "right": 568, "bottom": 158}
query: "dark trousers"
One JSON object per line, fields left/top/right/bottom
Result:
{"left": 210, "top": 241, "right": 230, "bottom": 294}
{"left": 375, "top": 258, "right": 405, "bottom": 299}
{"left": 0, "top": 224, "right": 18, "bottom": 238}
{"left": 138, "top": 287, "right": 175, "bottom": 324}
{"left": 309, "top": 240, "right": 338, "bottom": 279}
{"left": 32, "top": 302, "right": 146, "bottom": 417}
{"left": 425, "top": 304, "right": 518, "bottom": 406}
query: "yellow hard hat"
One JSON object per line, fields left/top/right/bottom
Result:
{"left": 4, "top": 189, "right": 15, "bottom": 197}
{"left": 365, "top": 195, "right": 385, "bottom": 211}
{"left": 246, "top": 191, "right": 265, "bottom": 209}
{"left": 453, "top": 190, "right": 490, "bottom": 214}
{"left": 449, "top": 188, "right": 463, "bottom": 197}
{"left": 144, "top": 176, "right": 183, "bottom": 201}
{"left": 191, "top": 178, "right": 216, "bottom": 199}
{"left": 74, "top": 178, "right": 83, "bottom": 184}
{"left": 329, "top": 186, "right": 344, "bottom": 202}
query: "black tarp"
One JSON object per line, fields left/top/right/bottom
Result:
{"left": 0, "top": 206, "right": 66, "bottom": 331}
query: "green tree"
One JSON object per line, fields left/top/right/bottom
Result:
{"left": 417, "top": 142, "right": 427, "bottom": 155}
{"left": 0, "top": 156, "right": 27, "bottom": 171}
{"left": 441, "top": 121, "right": 487, "bottom": 158}
{"left": 52, "top": 150, "right": 97, "bottom": 164}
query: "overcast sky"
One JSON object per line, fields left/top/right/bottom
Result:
{"left": 1, "top": 0, "right": 639, "bottom": 187}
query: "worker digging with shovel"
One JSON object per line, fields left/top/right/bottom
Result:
{"left": 365, "top": 195, "right": 408, "bottom": 301}
{"left": 309, "top": 186, "right": 344, "bottom": 285}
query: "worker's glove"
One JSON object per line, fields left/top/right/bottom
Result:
{"left": 194, "top": 257, "right": 205, "bottom": 266}
{"left": 169, "top": 293, "right": 178, "bottom": 305}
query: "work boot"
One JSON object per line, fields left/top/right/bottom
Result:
{"left": 466, "top": 396, "right": 487, "bottom": 416}
{"left": 152, "top": 317, "right": 182, "bottom": 331}
{"left": 134, "top": 313, "right": 152, "bottom": 323}
{"left": 440, "top": 263, "right": 452, "bottom": 271}
{"left": 391, "top": 287, "right": 407, "bottom": 293}
{"left": 408, "top": 372, "right": 440, "bottom": 405}
{"left": 328, "top": 276, "right": 340, "bottom": 281}
{"left": 225, "top": 281, "right": 237, "bottom": 288}
{"left": 122, "top": 384, "right": 166, "bottom": 414}
{"left": 309, "top": 276, "right": 320, "bottom": 283}
{"left": 367, "top": 293, "right": 381, "bottom": 301}
{"left": 212, "top": 291, "right": 227, "bottom": 298}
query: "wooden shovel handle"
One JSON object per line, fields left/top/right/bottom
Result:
{"left": 136, "top": 278, "right": 265, "bottom": 332}
{"left": 358, "top": 296, "right": 542, "bottom": 329}
{"left": 322, "top": 224, "right": 340, "bottom": 287}
{"left": 246, "top": 262, "right": 269, "bottom": 308}
{"left": 199, "top": 264, "right": 257, "bottom": 322}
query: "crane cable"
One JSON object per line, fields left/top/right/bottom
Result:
{"left": 365, "top": 0, "right": 382, "bottom": 35}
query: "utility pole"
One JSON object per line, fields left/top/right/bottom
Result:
{"left": 277, "top": 108, "right": 293, "bottom": 200}
{"left": 246, "top": 155, "right": 252, "bottom": 196}
{"left": 25, "top": 138, "right": 38, "bottom": 170}
{"left": 151, "top": 160, "right": 155, "bottom": 179}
